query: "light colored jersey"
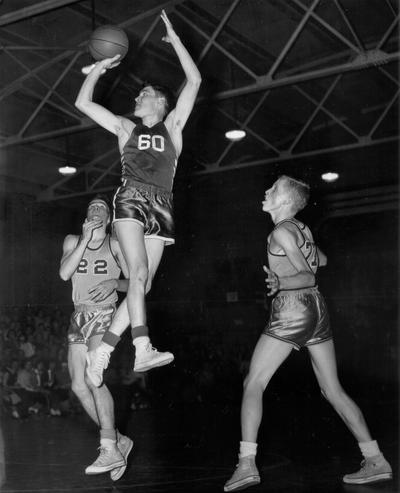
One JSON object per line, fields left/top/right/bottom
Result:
{"left": 71, "top": 235, "right": 121, "bottom": 306}
{"left": 121, "top": 121, "right": 177, "bottom": 192}
{"left": 267, "top": 218, "right": 319, "bottom": 278}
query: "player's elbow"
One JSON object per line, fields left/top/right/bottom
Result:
{"left": 188, "top": 73, "right": 202, "bottom": 88}
{"left": 319, "top": 253, "right": 328, "bottom": 267}
{"left": 305, "top": 271, "right": 316, "bottom": 287}
{"left": 59, "top": 269, "right": 70, "bottom": 282}
{"left": 194, "top": 75, "right": 202, "bottom": 87}
{"left": 75, "top": 97, "right": 90, "bottom": 113}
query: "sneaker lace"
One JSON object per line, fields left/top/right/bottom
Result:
{"left": 94, "top": 349, "right": 110, "bottom": 371}
{"left": 359, "top": 459, "right": 377, "bottom": 472}
{"left": 145, "top": 343, "right": 158, "bottom": 354}
{"left": 94, "top": 446, "right": 109, "bottom": 464}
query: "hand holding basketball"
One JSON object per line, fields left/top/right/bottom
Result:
{"left": 81, "top": 55, "right": 121, "bottom": 76}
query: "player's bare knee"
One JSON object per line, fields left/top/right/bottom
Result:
{"left": 128, "top": 264, "right": 148, "bottom": 287}
{"left": 71, "top": 379, "right": 89, "bottom": 397}
{"left": 244, "top": 373, "right": 266, "bottom": 393}
{"left": 84, "top": 372, "right": 97, "bottom": 390}
{"left": 320, "top": 385, "right": 343, "bottom": 406}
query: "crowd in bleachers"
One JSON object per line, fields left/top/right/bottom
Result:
{"left": 0, "top": 305, "right": 257, "bottom": 421}
{"left": 0, "top": 306, "right": 74, "bottom": 418}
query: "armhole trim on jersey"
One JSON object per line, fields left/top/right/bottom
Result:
{"left": 267, "top": 241, "right": 286, "bottom": 257}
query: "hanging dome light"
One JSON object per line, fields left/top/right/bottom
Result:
{"left": 58, "top": 165, "right": 77, "bottom": 175}
{"left": 225, "top": 129, "right": 246, "bottom": 141}
{"left": 321, "top": 172, "right": 339, "bottom": 182}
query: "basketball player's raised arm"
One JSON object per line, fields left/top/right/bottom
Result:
{"left": 161, "top": 10, "right": 201, "bottom": 134}
{"left": 75, "top": 56, "right": 131, "bottom": 137}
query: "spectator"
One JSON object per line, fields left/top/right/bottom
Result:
{"left": 19, "top": 335, "right": 35, "bottom": 359}
{"left": 17, "top": 360, "right": 48, "bottom": 414}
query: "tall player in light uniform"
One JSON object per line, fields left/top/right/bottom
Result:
{"left": 75, "top": 10, "right": 201, "bottom": 385}
{"left": 224, "top": 176, "right": 392, "bottom": 491}
{"left": 60, "top": 196, "right": 133, "bottom": 479}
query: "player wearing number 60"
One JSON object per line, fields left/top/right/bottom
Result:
{"left": 75, "top": 10, "right": 201, "bottom": 386}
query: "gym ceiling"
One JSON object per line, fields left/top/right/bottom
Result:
{"left": 0, "top": 0, "right": 398, "bottom": 214}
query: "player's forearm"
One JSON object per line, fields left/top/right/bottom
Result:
{"left": 75, "top": 66, "right": 102, "bottom": 110}
{"left": 278, "top": 270, "right": 315, "bottom": 290}
{"left": 59, "top": 239, "right": 88, "bottom": 281}
{"left": 170, "top": 35, "right": 201, "bottom": 86}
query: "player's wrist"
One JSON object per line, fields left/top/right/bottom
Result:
{"left": 168, "top": 32, "right": 181, "bottom": 44}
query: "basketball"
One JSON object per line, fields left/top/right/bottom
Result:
{"left": 88, "top": 25, "right": 129, "bottom": 61}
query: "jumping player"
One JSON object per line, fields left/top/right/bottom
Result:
{"left": 75, "top": 10, "right": 201, "bottom": 386}
{"left": 60, "top": 196, "right": 133, "bottom": 480}
{"left": 224, "top": 176, "right": 392, "bottom": 491}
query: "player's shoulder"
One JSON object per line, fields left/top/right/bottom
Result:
{"left": 272, "top": 221, "right": 299, "bottom": 244}
{"left": 274, "top": 220, "right": 297, "bottom": 234}
{"left": 118, "top": 116, "right": 135, "bottom": 134}
{"left": 64, "top": 233, "right": 79, "bottom": 242}
{"left": 63, "top": 234, "right": 79, "bottom": 249}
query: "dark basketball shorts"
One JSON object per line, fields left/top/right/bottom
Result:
{"left": 263, "top": 287, "right": 332, "bottom": 350}
{"left": 67, "top": 304, "right": 116, "bottom": 345}
{"left": 113, "top": 178, "right": 175, "bottom": 245}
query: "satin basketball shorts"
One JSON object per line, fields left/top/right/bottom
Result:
{"left": 113, "top": 178, "right": 175, "bottom": 245}
{"left": 67, "top": 304, "right": 116, "bottom": 345}
{"left": 263, "top": 287, "right": 332, "bottom": 350}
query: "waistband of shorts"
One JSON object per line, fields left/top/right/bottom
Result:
{"left": 276, "top": 286, "right": 319, "bottom": 297}
{"left": 121, "top": 177, "right": 172, "bottom": 196}
{"left": 73, "top": 303, "right": 116, "bottom": 312}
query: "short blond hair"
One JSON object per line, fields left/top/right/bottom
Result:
{"left": 278, "top": 175, "right": 310, "bottom": 212}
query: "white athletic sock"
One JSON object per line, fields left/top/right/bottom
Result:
{"left": 358, "top": 440, "right": 381, "bottom": 459}
{"left": 100, "top": 438, "right": 117, "bottom": 449}
{"left": 133, "top": 336, "right": 150, "bottom": 353}
{"left": 239, "top": 441, "right": 258, "bottom": 458}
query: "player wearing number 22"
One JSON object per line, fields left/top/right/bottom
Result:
{"left": 75, "top": 10, "right": 201, "bottom": 386}
{"left": 224, "top": 175, "right": 392, "bottom": 492}
{"left": 60, "top": 197, "right": 133, "bottom": 479}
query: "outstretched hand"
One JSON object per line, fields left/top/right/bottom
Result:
{"left": 263, "top": 265, "right": 280, "bottom": 296}
{"left": 160, "top": 9, "right": 178, "bottom": 43}
{"left": 81, "top": 54, "right": 121, "bottom": 75}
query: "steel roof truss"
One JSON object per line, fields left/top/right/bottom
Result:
{"left": 17, "top": 52, "right": 81, "bottom": 137}
{"left": 288, "top": 74, "right": 343, "bottom": 153}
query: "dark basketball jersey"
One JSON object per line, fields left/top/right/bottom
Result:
{"left": 267, "top": 218, "right": 319, "bottom": 277}
{"left": 71, "top": 235, "right": 121, "bottom": 306}
{"left": 121, "top": 121, "right": 177, "bottom": 192}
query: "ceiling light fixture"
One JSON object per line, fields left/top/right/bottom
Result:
{"left": 225, "top": 129, "right": 246, "bottom": 141}
{"left": 321, "top": 172, "right": 339, "bottom": 182}
{"left": 58, "top": 165, "right": 77, "bottom": 175}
